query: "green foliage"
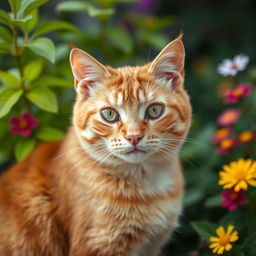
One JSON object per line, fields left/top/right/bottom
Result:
{"left": 23, "top": 59, "right": 44, "bottom": 82}
{"left": 242, "top": 233, "right": 256, "bottom": 256}
{"left": 191, "top": 221, "right": 217, "bottom": 241}
{"left": 25, "top": 37, "right": 55, "bottom": 63}
{"left": 0, "top": 88, "right": 23, "bottom": 118}
{"left": 15, "top": 138, "right": 36, "bottom": 161}
{"left": 36, "top": 126, "right": 64, "bottom": 141}
{"left": 26, "top": 87, "right": 58, "bottom": 113}
{"left": 33, "top": 21, "right": 78, "bottom": 38}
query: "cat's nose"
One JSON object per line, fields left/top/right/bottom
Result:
{"left": 125, "top": 134, "right": 144, "bottom": 145}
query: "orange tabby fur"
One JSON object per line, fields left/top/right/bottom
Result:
{"left": 0, "top": 37, "right": 191, "bottom": 256}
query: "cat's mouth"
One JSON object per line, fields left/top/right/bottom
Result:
{"left": 125, "top": 147, "right": 147, "bottom": 154}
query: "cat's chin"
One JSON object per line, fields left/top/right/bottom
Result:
{"left": 115, "top": 151, "right": 153, "bottom": 164}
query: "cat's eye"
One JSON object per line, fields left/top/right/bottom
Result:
{"left": 101, "top": 108, "right": 120, "bottom": 122}
{"left": 145, "top": 104, "right": 164, "bottom": 119}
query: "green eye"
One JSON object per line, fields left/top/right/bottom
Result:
{"left": 146, "top": 104, "right": 164, "bottom": 119}
{"left": 101, "top": 108, "right": 120, "bottom": 122}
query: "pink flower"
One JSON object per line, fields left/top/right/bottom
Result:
{"left": 9, "top": 112, "right": 38, "bottom": 137}
{"left": 224, "top": 84, "right": 252, "bottom": 103}
{"left": 212, "top": 128, "right": 232, "bottom": 143}
{"left": 221, "top": 188, "right": 247, "bottom": 211}
{"left": 217, "top": 109, "right": 240, "bottom": 126}
{"left": 217, "top": 138, "right": 237, "bottom": 154}
{"left": 218, "top": 54, "right": 249, "bottom": 76}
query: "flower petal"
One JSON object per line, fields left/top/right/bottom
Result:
{"left": 10, "top": 117, "right": 20, "bottom": 126}
{"left": 229, "top": 231, "right": 239, "bottom": 242}
{"left": 21, "top": 129, "right": 31, "bottom": 137}
{"left": 217, "top": 246, "right": 225, "bottom": 254}
{"left": 210, "top": 237, "right": 220, "bottom": 243}
{"left": 226, "top": 225, "right": 234, "bottom": 235}
{"left": 216, "top": 226, "right": 225, "bottom": 237}
{"left": 225, "top": 243, "right": 232, "bottom": 251}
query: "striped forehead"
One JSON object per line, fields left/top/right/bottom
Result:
{"left": 107, "top": 89, "right": 147, "bottom": 106}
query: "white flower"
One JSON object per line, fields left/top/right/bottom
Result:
{"left": 217, "top": 54, "right": 249, "bottom": 76}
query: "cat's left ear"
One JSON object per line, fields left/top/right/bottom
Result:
{"left": 149, "top": 36, "right": 185, "bottom": 89}
{"left": 70, "top": 48, "right": 109, "bottom": 97}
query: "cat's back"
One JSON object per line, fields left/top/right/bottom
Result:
{"left": 0, "top": 139, "right": 62, "bottom": 193}
{"left": 0, "top": 140, "right": 68, "bottom": 256}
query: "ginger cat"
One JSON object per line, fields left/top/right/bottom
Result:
{"left": 0, "top": 36, "right": 191, "bottom": 256}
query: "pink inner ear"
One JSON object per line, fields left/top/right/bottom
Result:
{"left": 77, "top": 79, "right": 97, "bottom": 98}
{"left": 164, "top": 71, "right": 183, "bottom": 90}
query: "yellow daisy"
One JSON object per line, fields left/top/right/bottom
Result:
{"left": 219, "top": 158, "right": 256, "bottom": 192}
{"left": 209, "top": 225, "right": 239, "bottom": 255}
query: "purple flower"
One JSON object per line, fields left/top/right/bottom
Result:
{"left": 137, "top": 0, "right": 159, "bottom": 12}
{"left": 9, "top": 112, "right": 38, "bottom": 137}
{"left": 221, "top": 188, "right": 247, "bottom": 211}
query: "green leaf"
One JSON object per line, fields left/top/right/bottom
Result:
{"left": 0, "top": 70, "right": 20, "bottom": 86}
{"left": 15, "top": 138, "right": 36, "bottom": 161}
{"left": 191, "top": 221, "right": 217, "bottom": 241}
{"left": 9, "top": 13, "right": 33, "bottom": 26}
{"left": 17, "top": 0, "right": 48, "bottom": 17}
{"left": 33, "top": 21, "right": 78, "bottom": 38}
{"left": 56, "top": 1, "right": 91, "bottom": 13}
{"left": 204, "top": 194, "right": 222, "bottom": 208}
{"left": 24, "top": 59, "right": 44, "bottom": 82}
{"left": 0, "top": 10, "right": 11, "bottom": 26}
{"left": 26, "top": 87, "right": 58, "bottom": 113}
{"left": 25, "top": 37, "right": 55, "bottom": 63}
{"left": 35, "top": 75, "right": 73, "bottom": 88}
{"left": 0, "top": 26, "right": 12, "bottom": 43}
{"left": 21, "top": 9, "right": 38, "bottom": 33}
{"left": 8, "top": 0, "right": 22, "bottom": 15}
{"left": 242, "top": 233, "right": 256, "bottom": 256}
{"left": 87, "top": 6, "right": 114, "bottom": 19}
{"left": 0, "top": 42, "right": 11, "bottom": 54}
{"left": 36, "top": 126, "right": 64, "bottom": 141}
{"left": 107, "top": 27, "right": 133, "bottom": 54}
{"left": 56, "top": 1, "right": 113, "bottom": 20}
{"left": 0, "top": 88, "right": 23, "bottom": 118}
{"left": 145, "top": 33, "right": 169, "bottom": 51}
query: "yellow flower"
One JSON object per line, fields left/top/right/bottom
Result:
{"left": 209, "top": 225, "right": 239, "bottom": 255}
{"left": 219, "top": 158, "right": 256, "bottom": 192}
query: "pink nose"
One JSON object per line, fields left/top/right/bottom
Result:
{"left": 125, "top": 134, "right": 143, "bottom": 145}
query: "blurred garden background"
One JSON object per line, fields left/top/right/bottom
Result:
{"left": 0, "top": 0, "right": 256, "bottom": 255}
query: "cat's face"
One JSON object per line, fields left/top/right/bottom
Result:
{"left": 70, "top": 37, "right": 191, "bottom": 164}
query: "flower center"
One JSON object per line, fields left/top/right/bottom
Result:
{"left": 19, "top": 119, "right": 28, "bottom": 129}
{"left": 230, "top": 192, "right": 238, "bottom": 200}
{"left": 233, "top": 88, "right": 243, "bottom": 97}
{"left": 217, "top": 129, "right": 229, "bottom": 138}
{"left": 235, "top": 169, "right": 246, "bottom": 181}
{"left": 224, "top": 113, "right": 236, "bottom": 122}
{"left": 239, "top": 131, "right": 254, "bottom": 142}
{"left": 220, "top": 139, "right": 233, "bottom": 149}
{"left": 231, "top": 63, "right": 238, "bottom": 71}
{"left": 219, "top": 235, "right": 230, "bottom": 246}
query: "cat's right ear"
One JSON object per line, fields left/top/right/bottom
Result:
{"left": 70, "top": 48, "right": 109, "bottom": 97}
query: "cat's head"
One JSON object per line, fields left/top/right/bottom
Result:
{"left": 70, "top": 36, "right": 191, "bottom": 165}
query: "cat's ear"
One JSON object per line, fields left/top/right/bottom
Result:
{"left": 149, "top": 36, "right": 185, "bottom": 89}
{"left": 70, "top": 48, "right": 109, "bottom": 97}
